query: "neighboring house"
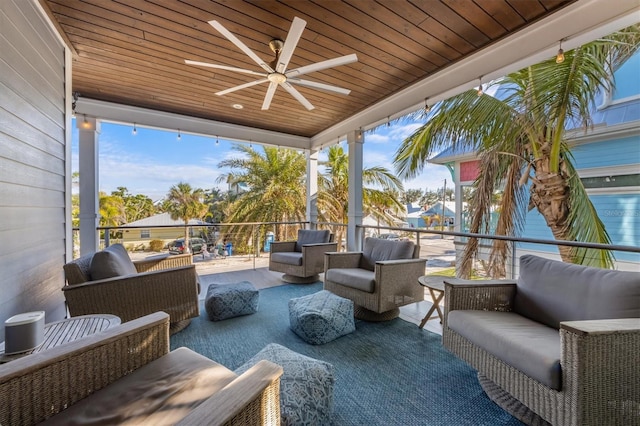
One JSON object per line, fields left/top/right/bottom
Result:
{"left": 430, "top": 53, "right": 640, "bottom": 270}
{"left": 120, "top": 212, "right": 207, "bottom": 250}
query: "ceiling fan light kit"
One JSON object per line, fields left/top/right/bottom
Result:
{"left": 185, "top": 17, "right": 357, "bottom": 111}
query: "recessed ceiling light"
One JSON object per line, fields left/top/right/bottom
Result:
{"left": 232, "top": 104, "right": 243, "bottom": 109}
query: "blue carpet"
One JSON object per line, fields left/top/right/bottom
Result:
{"left": 171, "top": 283, "right": 523, "bottom": 425}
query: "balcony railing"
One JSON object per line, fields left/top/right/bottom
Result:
{"left": 73, "top": 221, "right": 640, "bottom": 278}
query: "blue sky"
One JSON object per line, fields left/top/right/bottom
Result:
{"left": 72, "top": 118, "right": 450, "bottom": 202}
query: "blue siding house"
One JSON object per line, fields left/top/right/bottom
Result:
{"left": 431, "top": 53, "right": 640, "bottom": 270}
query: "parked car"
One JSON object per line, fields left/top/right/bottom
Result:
{"left": 168, "top": 237, "right": 206, "bottom": 255}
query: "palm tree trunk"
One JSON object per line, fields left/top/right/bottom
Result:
{"left": 529, "top": 167, "right": 573, "bottom": 262}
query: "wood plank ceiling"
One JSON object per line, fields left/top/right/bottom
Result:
{"left": 44, "top": 0, "right": 575, "bottom": 138}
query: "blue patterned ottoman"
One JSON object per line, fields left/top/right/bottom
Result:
{"left": 289, "top": 290, "right": 355, "bottom": 345}
{"left": 204, "top": 281, "right": 259, "bottom": 321}
{"left": 235, "top": 343, "right": 334, "bottom": 426}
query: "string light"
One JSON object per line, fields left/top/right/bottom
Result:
{"left": 556, "top": 40, "right": 565, "bottom": 64}
{"left": 386, "top": 116, "right": 391, "bottom": 127}
{"left": 177, "top": 129, "right": 181, "bottom": 141}
{"left": 132, "top": 123, "right": 137, "bottom": 135}
{"left": 81, "top": 114, "right": 91, "bottom": 129}
{"left": 424, "top": 98, "right": 431, "bottom": 114}
{"left": 215, "top": 136, "right": 219, "bottom": 146}
{"left": 477, "top": 76, "right": 484, "bottom": 96}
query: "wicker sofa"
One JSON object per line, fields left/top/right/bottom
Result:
{"left": 443, "top": 255, "right": 640, "bottom": 426}
{"left": 63, "top": 244, "right": 200, "bottom": 333}
{"left": 0, "top": 312, "right": 282, "bottom": 426}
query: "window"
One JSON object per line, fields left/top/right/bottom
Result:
{"left": 141, "top": 229, "right": 150, "bottom": 239}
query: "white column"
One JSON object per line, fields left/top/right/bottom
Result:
{"left": 306, "top": 149, "right": 319, "bottom": 229}
{"left": 454, "top": 163, "right": 462, "bottom": 232}
{"left": 347, "top": 130, "right": 364, "bottom": 251}
{"left": 77, "top": 117, "right": 100, "bottom": 255}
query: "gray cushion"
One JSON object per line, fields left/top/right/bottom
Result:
{"left": 448, "top": 310, "right": 562, "bottom": 390}
{"left": 271, "top": 252, "right": 303, "bottom": 266}
{"left": 514, "top": 255, "right": 640, "bottom": 329}
{"left": 295, "top": 229, "right": 330, "bottom": 252}
{"left": 42, "top": 348, "right": 236, "bottom": 425}
{"left": 89, "top": 244, "right": 137, "bottom": 281}
{"left": 235, "top": 343, "right": 334, "bottom": 426}
{"left": 359, "top": 237, "right": 415, "bottom": 271}
{"left": 325, "top": 268, "right": 376, "bottom": 293}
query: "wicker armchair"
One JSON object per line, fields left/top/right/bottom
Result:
{"left": 323, "top": 237, "right": 425, "bottom": 321}
{"left": 0, "top": 312, "right": 283, "bottom": 426}
{"left": 443, "top": 255, "right": 640, "bottom": 426}
{"left": 63, "top": 246, "right": 200, "bottom": 334}
{"left": 269, "top": 229, "right": 338, "bottom": 283}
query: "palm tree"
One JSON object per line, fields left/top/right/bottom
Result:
{"left": 318, "top": 145, "right": 404, "bottom": 244}
{"left": 217, "top": 145, "right": 307, "bottom": 241}
{"left": 394, "top": 26, "right": 640, "bottom": 276}
{"left": 165, "top": 182, "right": 208, "bottom": 252}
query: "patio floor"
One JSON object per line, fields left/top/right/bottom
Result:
{"left": 191, "top": 254, "right": 445, "bottom": 336}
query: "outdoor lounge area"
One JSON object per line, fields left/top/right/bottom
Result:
{"left": 2, "top": 249, "right": 638, "bottom": 425}
{"left": 2, "top": 1, "right": 640, "bottom": 425}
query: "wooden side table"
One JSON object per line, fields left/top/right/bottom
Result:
{"left": 418, "top": 276, "right": 446, "bottom": 329}
{"left": 0, "top": 314, "right": 121, "bottom": 363}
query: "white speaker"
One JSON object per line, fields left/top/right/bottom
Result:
{"left": 4, "top": 311, "right": 45, "bottom": 355}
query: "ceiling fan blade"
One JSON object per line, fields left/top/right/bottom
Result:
{"left": 275, "top": 17, "right": 306, "bottom": 73}
{"left": 287, "top": 78, "right": 351, "bottom": 95}
{"left": 185, "top": 60, "right": 266, "bottom": 77}
{"left": 208, "top": 20, "right": 274, "bottom": 73}
{"left": 216, "top": 78, "right": 269, "bottom": 96}
{"left": 281, "top": 81, "right": 314, "bottom": 110}
{"left": 286, "top": 53, "right": 358, "bottom": 77}
{"left": 262, "top": 82, "right": 279, "bottom": 110}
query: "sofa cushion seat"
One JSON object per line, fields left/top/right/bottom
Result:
{"left": 448, "top": 310, "right": 562, "bottom": 390}
{"left": 271, "top": 251, "right": 303, "bottom": 266}
{"left": 89, "top": 243, "right": 138, "bottom": 281}
{"left": 324, "top": 268, "right": 376, "bottom": 293}
{"left": 42, "top": 347, "right": 236, "bottom": 425}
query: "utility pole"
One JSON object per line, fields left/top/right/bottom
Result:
{"left": 441, "top": 179, "right": 446, "bottom": 239}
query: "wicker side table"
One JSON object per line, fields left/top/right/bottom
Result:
{"left": 0, "top": 314, "right": 121, "bottom": 363}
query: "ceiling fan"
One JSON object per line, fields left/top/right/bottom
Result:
{"left": 185, "top": 17, "right": 358, "bottom": 111}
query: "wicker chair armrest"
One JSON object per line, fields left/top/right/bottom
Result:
{"left": 269, "top": 241, "right": 297, "bottom": 253}
{"left": 324, "top": 251, "right": 363, "bottom": 269}
{"left": 444, "top": 278, "right": 516, "bottom": 316}
{"left": 376, "top": 258, "right": 426, "bottom": 300}
{"left": 0, "top": 312, "right": 170, "bottom": 425}
{"left": 559, "top": 318, "right": 640, "bottom": 421}
{"left": 376, "top": 258, "right": 426, "bottom": 267}
{"left": 177, "top": 360, "right": 283, "bottom": 426}
{"left": 301, "top": 242, "right": 338, "bottom": 257}
{"left": 62, "top": 266, "right": 199, "bottom": 323}
{"left": 134, "top": 253, "right": 192, "bottom": 272}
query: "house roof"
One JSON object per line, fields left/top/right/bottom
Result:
{"left": 42, "top": 1, "right": 639, "bottom": 149}
{"left": 124, "top": 212, "right": 206, "bottom": 227}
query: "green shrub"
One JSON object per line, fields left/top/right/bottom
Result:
{"left": 148, "top": 239, "right": 165, "bottom": 252}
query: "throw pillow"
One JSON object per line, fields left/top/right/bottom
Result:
{"left": 90, "top": 244, "right": 137, "bottom": 280}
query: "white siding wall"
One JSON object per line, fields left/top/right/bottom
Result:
{"left": 0, "top": 0, "right": 68, "bottom": 339}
